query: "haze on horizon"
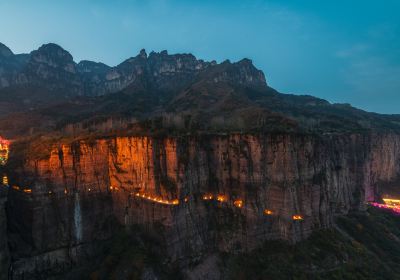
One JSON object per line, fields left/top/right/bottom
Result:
{"left": 0, "top": 0, "right": 399, "bottom": 114}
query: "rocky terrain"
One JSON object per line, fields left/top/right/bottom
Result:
{"left": 1, "top": 42, "right": 400, "bottom": 279}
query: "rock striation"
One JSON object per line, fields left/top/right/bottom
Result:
{"left": 6, "top": 132, "right": 400, "bottom": 277}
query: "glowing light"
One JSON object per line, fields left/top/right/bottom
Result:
{"left": 23, "top": 189, "right": 32, "bottom": 194}
{"left": 184, "top": 197, "right": 188, "bottom": 203}
{"left": 370, "top": 201, "right": 400, "bottom": 214}
{"left": 134, "top": 192, "right": 180, "bottom": 206}
{"left": 172, "top": 199, "right": 179, "bottom": 205}
{"left": 292, "top": 215, "right": 303, "bottom": 220}
{"left": 12, "top": 185, "right": 20, "bottom": 191}
{"left": 382, "top": 198, "right": 400, "bottom": 205}
{"left": 216, "top": 194, "right": 227, "bottom": 202}
{"left": 264, "top": 209, "right": 273, "bottom": 215}
{"left": 2, "top": 175, "right": 8, "bottom": 186}
{"left": 64, "top": 189, "right": 68, "bottom": 195}
{"left": 234, "top": 199, "right": 243, "bottom": 208}
{"left": 0, "top": 137, "right": 10, "bottom": 166}
{"left": 202, "top": 194, "right": 213, "bottom": 200}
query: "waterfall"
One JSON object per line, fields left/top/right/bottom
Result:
{"left": 74, "top": 192, "right": 82, "bottom": 243}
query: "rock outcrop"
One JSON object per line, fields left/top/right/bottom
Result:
{"left": 0, "top": 42, "right": 266, "bottom": 98}
{"left": 6, "top": 132, "right": 400, "bottom": 277}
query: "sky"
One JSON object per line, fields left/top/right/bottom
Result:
{"left": 0, "top": 0, "right": 399, "bottom": 113}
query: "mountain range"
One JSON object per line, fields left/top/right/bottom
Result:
{"left": 1, "top": 42, "right": 400, "bottom": 139}
{"left": 2, "top": 42, "right": 400, "bottom": 279}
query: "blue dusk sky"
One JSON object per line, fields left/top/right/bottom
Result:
{"left": 0, "top": 0, "right": 399, "bottom": 113}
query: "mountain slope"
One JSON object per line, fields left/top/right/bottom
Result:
{"left": 1, "top": 41, "right": 400, "bottom": 139}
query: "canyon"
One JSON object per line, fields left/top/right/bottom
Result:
{"left": 1, "top": 42, "right": 400, "bottom": 278}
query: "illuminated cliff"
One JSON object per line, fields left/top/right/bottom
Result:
{"left": 6, "top": 133, "right": 400, "bottom": 277}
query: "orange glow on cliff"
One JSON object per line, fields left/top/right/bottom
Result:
{"left": 0, "top": 137, "right": 10, "bottom": 166}
{"left": 216, "top": 194, "right": 227, "bottom": 202}
{"left": 234, "top": 199, "right": 243, "bottom": 208}
{"left": 264, "top": 209, "right": 273, "bottom": 215}
{"left": 133, "top": 192, "right": 180, "bottom": 206}
{"left": 292, "top": 215, "right": 303, "bottom": 220}
{"left": 2, "top": 175, "right": 8, "bottom": 186}
{"left": 110, "top": 186, "right": 119, "bottom": 191}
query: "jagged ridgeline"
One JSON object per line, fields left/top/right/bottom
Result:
{"left": 1, "top": 42, "right": 400, "bottom": 140}
{"left": 2, "top": 42, "right": 400, "bottom": 279}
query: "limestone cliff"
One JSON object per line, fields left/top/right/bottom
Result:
{"left": 0, "top": 187, "right": 10, "bottom": 279}
{"left": 6, "top": 133, "right": 400, "bottom": 277}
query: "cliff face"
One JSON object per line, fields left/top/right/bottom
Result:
{"left": 0, "top": 187, "right": 10, "bottom": 279}
{"left": 6, "top": 133, "right": 400, "bottom": 277}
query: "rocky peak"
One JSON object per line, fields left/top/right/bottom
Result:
{"left": 199, "top": 58, "right": 267, "bottom": 88}
{"left": 0, "top": 42, "right": 267, "bottom": 98}
{"left": 138, "top": 49, "right": 147, "bottom": 59}
{"left": 0, "top": 42, "right": 13, "bottom": 58}
{"left": 29, "top": 43, "right": 76, "bottom": 73}
{"left": 147, "top": 50, "right": 210, "bottom": 74}
{"left": 19, "top": 43, "right": 82, "bottom": 95}
{"left": 234, "top": 58, "right": 267, "bottom": 86}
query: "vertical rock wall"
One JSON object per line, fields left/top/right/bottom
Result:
{"left": 0, "top": 187, "right": 10, "bottom": 280}
{"left": 6, "top": 133, "right": 400, "bottom": 276}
